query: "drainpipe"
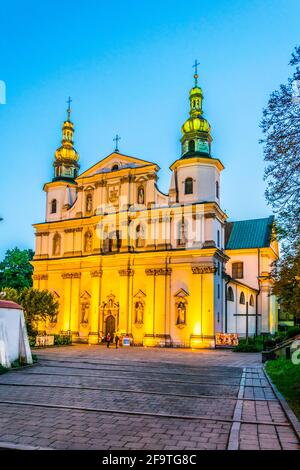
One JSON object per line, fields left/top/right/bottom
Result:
{"left": 174, "top": 169, "right": 179, "bottom": 203}
{"left": 256, "top": 248, "right": 261, "bottom": 337}
{"left": 224, "top": 274, "right": 230, "bottom": 333}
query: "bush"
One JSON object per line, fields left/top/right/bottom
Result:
{"left": 233, "top": 343, "right": 260, "bottom": 352}
{"left": 53, "top": 334, "right": 71, "bottom": 346}
{"left": 233, "top": 337, "right": 260, "bottom": 352}
{"left": 284, "top": 327, "right": 300, "bottom": 340}
{"left": 29, "top": 336, "right": 36, "bottom": 348}
{"left": 264, "top": 338, "right": 277, "bottom": 350}
{"left": 0, "top": 365, "right": 8, "bottom": 375}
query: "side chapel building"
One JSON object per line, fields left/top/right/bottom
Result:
{"left": 32, "top": 70, "right": 279, "bottom": 347}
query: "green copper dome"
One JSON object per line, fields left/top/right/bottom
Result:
{"left": 181, "top": 115, "right": 211, "bottom": 134}
{"left": 180, "top": 73, "right": 212, "bottom": 158}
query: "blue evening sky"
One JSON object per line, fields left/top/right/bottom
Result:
{"left": 0, "top": 0, "right": 299, "bottom": 257}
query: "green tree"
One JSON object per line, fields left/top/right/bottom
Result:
{"left": 261, "top": 46, "right": 300, "bottom": 321}
{"left": 260, "top": 45, "right": 300, "bottom": 247}
{"left": 272, "top": 242, "right": 300, "bottom": 323}
{"left": 1, "top": 287, "right": 59, "bottom": 336}
{"left": 0, "top": 248, "right": 34, "bottom": 290}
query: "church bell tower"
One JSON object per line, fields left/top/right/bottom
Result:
{"left": 181, "top": 61, "right": 212, "bottom": 158}
{"left": 53, "top": 98, "right": 80, "bottom": 181}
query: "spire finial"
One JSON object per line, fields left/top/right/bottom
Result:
{"left": 66, "top": 96, "right": 72, "bottom": 121}
{"left": 192, "top": 59, "right": 200, "bottom": 86}
{"left": 113, "top": 134, "right": 121, "bottom": 152}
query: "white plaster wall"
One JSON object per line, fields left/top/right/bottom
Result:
{"left": 176, "top": 163, "right": 220, "bottom": 204}
{"left": 225, "top": 251, "right": 260, "bottom": 290}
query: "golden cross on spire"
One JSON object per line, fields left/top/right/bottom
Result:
{"left": 113, "top": 134, "right": 121, "bottom": 152}
{"left": 66, "top": 96, "right": 72, "bottom": 120}
{"left": 192, "top": 60, "right": 200, "bottom": 86}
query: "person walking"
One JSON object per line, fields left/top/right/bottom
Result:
{"left": 115, "top": 333, "right": 120, "bottom": 349}
{"left": 106, "top": 332, "right": 111, "bottom": 348}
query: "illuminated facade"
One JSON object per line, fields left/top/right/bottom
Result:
{"left": 32, "top": 72, "right": 278, "bottom": 347}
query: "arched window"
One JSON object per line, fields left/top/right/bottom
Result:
{"left": 216, "top": 181, "right": 219, "bottom": 199}
{"left": 188, "top": 140, "right": 195, "bottom": 152}
{"left": 136, "top": 224, "right": 145, "bottom": 248}
{"left": 102, "top": 226, "right": 109, "bottom": 253}
{"left": 85, "top": 193, "right": 93, "bottom": 213}
{"left": 112, "top": 164, "right": 119, "bottom": 171}
{"left": 51, "top": 199, "right": 57, "bottom": 214}
{"left": 52, "top": 233, "right": 61, "bottom": 256}
{"left": 227, "top": 286, "right": 234, "bottom": 302}
{"left": 239, "top": 292, "right": 245, "bottom": 305}
{"left": 249, "top": 294, "right": 254, "bottom": 307}
{"left": 232, "top": 262, "right": 243, "bottom": 279}
{"left": 109, "top": 230, "right": 122, "bottom": 252}
{"left": 184, "top": 178, "right": 193, "bottom": 195}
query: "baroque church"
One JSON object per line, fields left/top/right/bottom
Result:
{"left": 32, "top": 69, "right": 279, "bottom": 347}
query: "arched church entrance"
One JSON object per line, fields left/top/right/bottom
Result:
{"left": 105, "top": 315, "right": 116, "bottom": 337}
{"left": 99, "top": 293, "right": 119, "bottom": 340}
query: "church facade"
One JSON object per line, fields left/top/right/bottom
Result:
{"left": 32, "top": 71, "right": 279, "bottom": 347}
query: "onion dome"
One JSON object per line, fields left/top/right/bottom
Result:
{"left": 180, "top": 68, "right": 212, "bottom": 158}
{"left": 53, "top": 98, "right": 80, "bottom": 181}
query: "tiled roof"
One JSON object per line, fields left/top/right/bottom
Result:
{"left": 225, "top": 216, "right": 274, "bottom": 250}
{"left": 0, "top": 300, "right": 22, "bottom": 310}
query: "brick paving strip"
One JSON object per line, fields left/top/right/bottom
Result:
{"left": 229, "top": 367, "right": 300, "bottom": 450}
{"left": 0, "top": 347, "right": 299, "bottom": 450}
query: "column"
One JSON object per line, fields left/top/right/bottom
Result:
{"left": 61, "top": 274, "right": 71, "bottom": 333}
{"left": 70, "top": 273, "right": 81, "bottom": 341}
{"left": 144, "top": 269, "right": 155, "bottom": 345}
{"left": 118, "top": 267, "right": 134, "bottom": 336}
{"left": 89, "top": 270, "right": 102, "bottom": 344}
{"left": 191, "top": 264, "right": 215, "bottom": 348}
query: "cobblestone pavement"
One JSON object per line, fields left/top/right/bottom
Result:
{"left": 0, "top": 346, "right": 298, "bottom": 450}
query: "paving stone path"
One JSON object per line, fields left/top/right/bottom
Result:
{"left": 0, "top": 346, "right": 298, "bottom": 450}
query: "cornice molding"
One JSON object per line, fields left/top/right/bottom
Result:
{"left": 61, "top": 272, "right": 81, "bottom": 279}
{"left": 192, "top": 264, "right": 216, "bottom": 274}
{"left": 145, "top": 267, "right": 172, "bottom": 276}
{"left": 33, "top": 274, "right": 48, "bottom": 280}
{"left": 119, "top": 268, "right": 135, "bottom": 276}
{"left": 90, "top": 270, "right": 103, "bottom": 278}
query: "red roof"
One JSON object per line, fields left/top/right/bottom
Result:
{"left": 0, "top": 300, "right": 23, "bottom": 310}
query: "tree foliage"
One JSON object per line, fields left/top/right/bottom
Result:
{"left": 0, "top": 248, "right": 34, "bottom": 290}
{"left": 260, "top": 45, "right": 300, "bottom": 246}
{"left": 1, "top": 287, "right": 59, "bottom": 335}
{"left": 261, "top": 46, "right": 300, "bottom": 320}
{"left": 272, "top": 241, "right": 300, "bottom": 322}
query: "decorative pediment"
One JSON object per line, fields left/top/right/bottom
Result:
{"left": 80, "top": 290, "right": 91, "bottom": 301}
{"left": 84, "top": 185, "right": 95, "bottom": 191}
{"left": 136, "top": 176, "right": 148, "bottom": 182}
{"left": 78, "top": 152, "right": 157, "bottom": 179}
{"left": 174, "top": 288, "right": 189, "bottom": 298}
{"left": 133, "top": 289, "right": 146, "bottom": 299}
{"left": 100, "top": 292, "right": 119, "bottom": 310}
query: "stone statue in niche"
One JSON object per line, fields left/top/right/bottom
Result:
{"left": 86, "top": 194, "right": 93, "bottom": 212}
{"left": 84, "top": 231, "right": 93, "bottom": 252}
{"left": 53, "top": 234, "right": 61, "bottom": 255}
{"left": 135, "top": 300, "right": 144, "bottom": 324}
{"left": 137, "top": 186, "right": 145, "bottom": 205}
{"left": 176, "top": 301, "right": 186, "bottom": 325}
{"left": 80, "top": 301, "right": 89, "bottom": 324}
